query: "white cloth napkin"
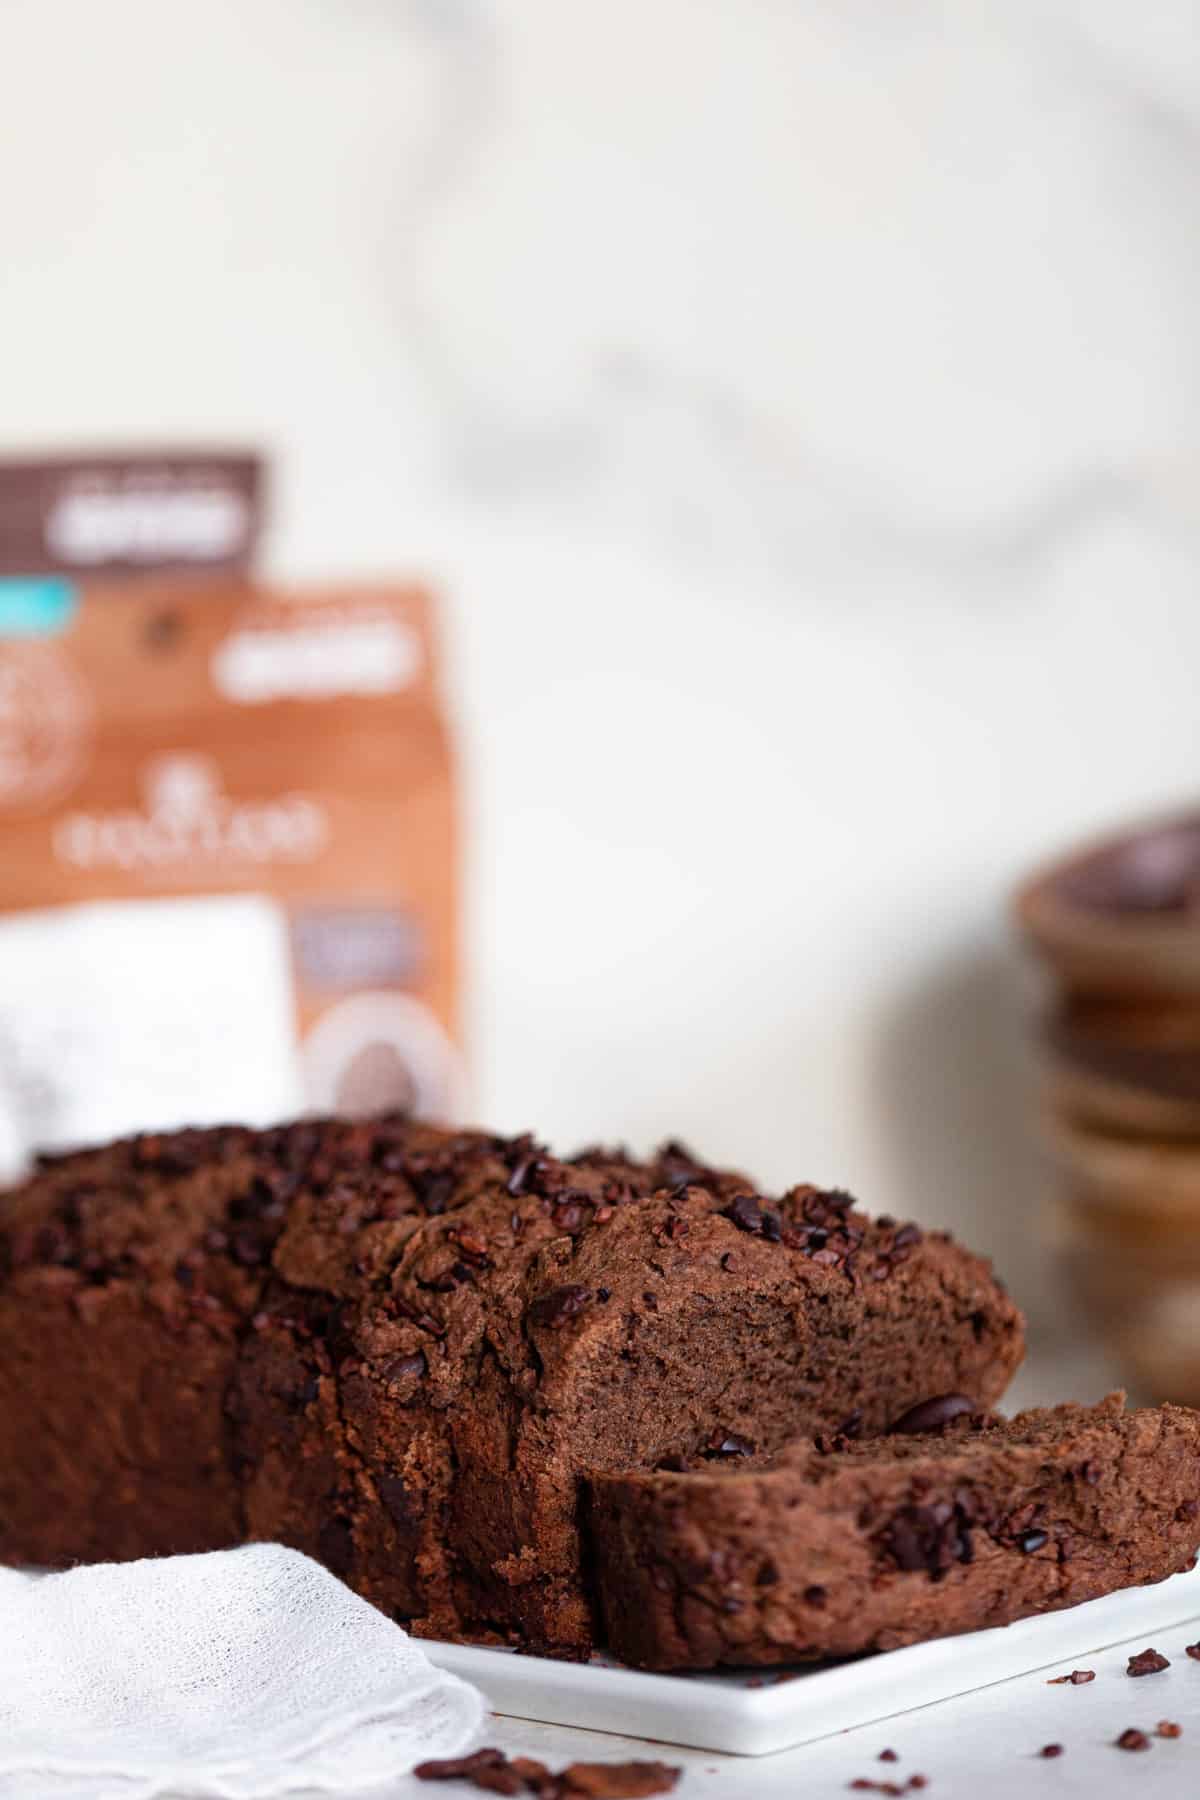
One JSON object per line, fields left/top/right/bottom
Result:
{"left": 0, "top": 1544, "right": 485, "bottom": 1800}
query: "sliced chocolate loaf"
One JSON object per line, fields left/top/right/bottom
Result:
{"left": 586, "top": 1394, "right": 1200, "bottom": 1669}
{"left": 0, "top": 1117, "right": 1024, "bottom": 1653}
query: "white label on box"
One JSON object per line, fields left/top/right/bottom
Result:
{"left": 0, "top": 893, "right": 303, "bottom": 1183}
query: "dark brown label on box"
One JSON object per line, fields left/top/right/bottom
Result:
{"left": 0, "top": 453, "right": 262, "bottom": 577}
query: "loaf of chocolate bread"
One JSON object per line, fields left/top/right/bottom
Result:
{"left": 0, "top": 1117, "right": 1024, "bottom": 1653}
{"left": 586, "top": 1394, "right": 1200, "bottom": 1669}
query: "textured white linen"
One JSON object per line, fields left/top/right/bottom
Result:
{"left": 0, "top": 1545, "right": 484, "bottom": 1799}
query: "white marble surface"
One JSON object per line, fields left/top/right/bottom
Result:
{"left": 415, "top": 1648, "right": 1200, "bottom": 1800}
{"left": 3, "top": 1, "right": 1200, "bottom": 1335}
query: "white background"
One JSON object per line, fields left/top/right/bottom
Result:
{"left": 4, "top": 0, "right": 1200, "bottom": 1336}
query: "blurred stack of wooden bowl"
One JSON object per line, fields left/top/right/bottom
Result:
{"left": 1016, "top": 813, "right": 1200, "bottom": 1405}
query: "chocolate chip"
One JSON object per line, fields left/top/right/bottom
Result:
{"left": 881, "top": 1501, "right": 972, "bottom": 1577}
{"left": 1017, "top": 1530, "right": 1048, "bottom": 1554}
{"left": 756, "top": 1560, "right": 779, "bottom": 1587}
{"left": 879, "top": 1750, "right": 898, "bottom": 1763}
{"left": 1115, "top": 1728, "right": 1150, "bottom": 1751}
{"left": 804, "top": 1584, "right": 827, "bottom": 1608}
{"left": 527, "top": 1284, "right": 594, "bottom": 1330}
{"left": 382, "top": 1350, "right": 427, "bottom": 1384}
{"left": 1186, "top": 1642, "right": 1200, "bottom": 1661}
{"left": 1128, "top": 1648, "right": 1170, "bottom": 1677}
{"left": 889, "top": 1395, "right": 974, "bottom": 1436}
{"left": 1039, "top": 1745, "right": 1063, "bottom": 1758}
{"left": 891, "top": 1223, "right": 923, "bottom": 1249}
{"left": 1048, "top": 1669, "right": 1094, "bottom": 1684}
{"left": 1157, "top": 1721, "right": 1183, "bottom": 1739}
{"left": 702, "top": 1431, "right": 756, "bottom": 1459}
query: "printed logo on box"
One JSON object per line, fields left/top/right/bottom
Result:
{"left": 54, "top": 753, "right": 328, "bottom": 872}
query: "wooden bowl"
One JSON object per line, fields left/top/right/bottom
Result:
{"left": 1051, "top": 1190, "right": 1200, "bottom": 1406}
{"left": 1041, "top": 996, "right": 1200, "bottom": 1139}
{"left": 1015, "top": 809, "right": 1200, "bottom": 998}
{"left": 1046, "top": 1107, "right": 1200, "bottom": 1219}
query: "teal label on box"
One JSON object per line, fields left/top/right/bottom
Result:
{"left": 0, "top": 577, "right": 78, "bottom": 636}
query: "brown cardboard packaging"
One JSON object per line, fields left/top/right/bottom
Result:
{"left": 0, "top": 576, "right": 460, "bottom": 1177}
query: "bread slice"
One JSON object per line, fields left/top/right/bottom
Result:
{"left": 586, "top": 1394, "right": 1200, "bottom": 1669}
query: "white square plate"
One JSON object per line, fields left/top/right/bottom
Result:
{"left": 424, "top": 1565, "right": 1200, "bottom": 1756}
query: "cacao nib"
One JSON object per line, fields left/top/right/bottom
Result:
{"left": 558, "top": 1761, "right": 681, "bottom": 1797}
{"left": 723, "top": 1194, "right": 767, "bottom": 1234}
{"left": 413, "top": 1748, "right": 509, "bottom": 1782}
{"left": 527, "top": 1284, "right": 594, "bottom": 1330}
